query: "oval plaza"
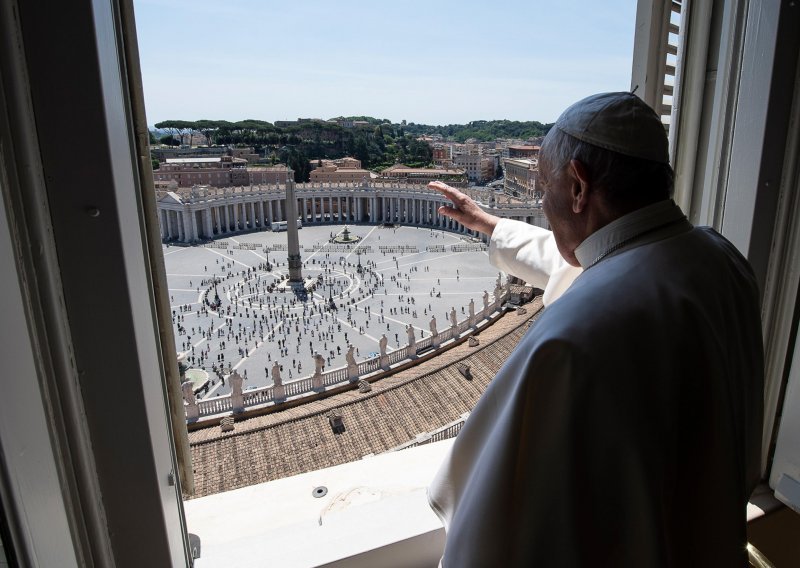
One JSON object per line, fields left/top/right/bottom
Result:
{"left": 158, "top": 178, "right": 547, "bottom": 425}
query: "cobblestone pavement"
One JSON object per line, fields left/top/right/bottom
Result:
{"left": 164, "top": 224, "right": 503, "bottom": 400}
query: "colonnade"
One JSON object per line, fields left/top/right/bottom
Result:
{"left": 158, "top": 184, "right": 545, "bottom": 244}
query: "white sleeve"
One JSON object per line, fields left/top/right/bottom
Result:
{"left": 488, "top": 218, "right": 582, "bottom": 305}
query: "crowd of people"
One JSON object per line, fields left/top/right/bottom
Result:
{"left": 170, "top": 229, "right": 496, "bottom": 399}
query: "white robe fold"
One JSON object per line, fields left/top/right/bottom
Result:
{"left": 429, "top": 218, "right": 763, "bottom": 567}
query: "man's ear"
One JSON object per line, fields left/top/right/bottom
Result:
{"left": 567, "top": 159, "right": 591, "bottom": 213}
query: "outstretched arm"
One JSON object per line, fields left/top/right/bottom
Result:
{"left": 428, "top": 181, "right": 500, "bottom": 237}
{"left": 429, "top": 181, "right": 581, "bottom": 305}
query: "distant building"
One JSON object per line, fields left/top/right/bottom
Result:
{"left": 229, "top": 147, "right": 261, "bottom": 163}
{"left": 150, "top": 146, "right": 227, "bottom": 162}
{"left": 152, "top": 156, "right": 249, "bottom": 187}
{"left": 378, "top": 164, "right": 467, "bottom": 186}
{"left": 333, "top": 156, "right": 362, "bottom": 169}
{"left": 247, "top": 165, "right": 291, "bottom": 185}
{"left": 274, "top": 118, "right": 327, "bottom": 128}
{"left": 432, "top": 145, "right": 451, "bottom": 167}
{"left": 508, "top": 145, "right": 540, "bottom": 159}
{"left": 453, "top": 154, "right": 498, "bottom": 183}
{"left": 309, "top": 163, "right": 373, "bottom": 183}
{"left": 153, "top": 157, "right": 287, "bottom": 187}
{"left": 503, "top": 158, "right": 539, "bottom": 198}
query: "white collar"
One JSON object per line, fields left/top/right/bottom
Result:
{"left": 574, "top": 200, "right": 689, "bottom": 269}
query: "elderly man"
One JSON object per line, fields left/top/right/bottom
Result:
{"left": 427, "top": 92, "right": 763, "bottom": 566}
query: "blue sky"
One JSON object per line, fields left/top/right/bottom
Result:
{"left": 134, "top": 0, "right": 638, "bottom": 126}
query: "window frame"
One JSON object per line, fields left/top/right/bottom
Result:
{"left": 1, "top": 0, "right": 798, "bottom": 565}
{"left": 0, "top": 0, "right": 190, "bottom": 564}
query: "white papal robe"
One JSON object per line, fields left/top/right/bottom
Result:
{"left": 428, "top": 200, "right": 763, "bottom": 567}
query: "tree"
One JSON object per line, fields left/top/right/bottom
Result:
{"left": 284, "top": 147, "right": 311, "bottom": 182}
{"left": 159, "top": 134, "right": 179, "bottom": 146}
{"left": 353, "top": 137, "right": 370, "bottom": 166}
{"left": 194, "top": 120, "right": 223, "bottom": 146}
{"left": 151, "top": 158, "right": 160, "bottom": 171}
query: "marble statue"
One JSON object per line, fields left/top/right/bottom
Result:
{"left": 429, "top": 315, "right": 438, "bottom": 336}
{"left": 379, "top": 334, "right": 388, "bottom": 357}
{"left": 271, "top": 361, "right": 282, "bottom": 387}
{"left": 313, "top": 352, "right": 325, "bottom": 376}
{"left": 230, "top": 371, "right": 244, "bottom": 413}
{"left": 406, "top": 324, "right": 416, "bottom": 350}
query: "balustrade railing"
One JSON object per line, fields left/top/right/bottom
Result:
{"left": 166, "top": 181, "right": 537, "bottom": 209}
{"left": 189, "top": 288, "right": 511, "bottom": 422}
{"left": 385, "top": 413, "right": 470, "bottom": 452}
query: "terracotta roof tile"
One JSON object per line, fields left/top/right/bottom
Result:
{"left": 187, "top": 297, "right": 544, "bottom": 498}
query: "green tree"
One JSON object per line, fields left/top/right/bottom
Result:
{"left": 353, "top": 136, "right": 370, "bottom": 166}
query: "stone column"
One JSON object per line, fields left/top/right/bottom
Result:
{"left": 233, "top": 201, "right": 240, "bottom": 231}
{"left": 160, "top": 209, "right": 168, "bottom": 240}
{"left": 277, "top": 199, "right": 284, "bottom": 222}
{"left": 267, "top": 200, "right": 274, "bottom": 225}
{"left": 177, "top": 211, "right": 186, "bottom": 242}
{"left": 223, "top": 205, "right": 230, "bottom": 232}
{"left": 189, "top": 210, "right": 199, "bottom": 242}
{"left": 258, "top": 201, "right": 265, "bottom": 229}
{"left": 248, "top": 201, "right": 255, "bottom": 229}
{"left": 204, "top": 208, "right": 213, "bottom": 238}
{"left": 285, "top": 177, "right": 303, "bottom": 283}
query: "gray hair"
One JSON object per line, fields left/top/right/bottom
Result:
{"left": 539, "top": 126, "right": 674, "bottom": 209}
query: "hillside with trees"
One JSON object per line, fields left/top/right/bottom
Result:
{"left": 151, "top": 117, "right": 552, "bottom": 181}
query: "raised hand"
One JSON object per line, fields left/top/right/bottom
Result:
{"left": 428, "top": 181, "right": 500, "bottom": 237}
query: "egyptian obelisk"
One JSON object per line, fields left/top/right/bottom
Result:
{"left": 285, "top": 170, "right": 303, "bottom": 283}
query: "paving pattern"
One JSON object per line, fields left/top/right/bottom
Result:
{"left": 164, "top": 224, "right": 503, "bottom": 400}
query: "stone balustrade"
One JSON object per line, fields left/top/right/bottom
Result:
{"left": 158, "top": 181, "right": 547, "bottom": 244}
{"left": 189, "top": 289, "right": 510, "bottom": 423}
{"left": 385, "top": 412, "right": 471, "bottom": 452}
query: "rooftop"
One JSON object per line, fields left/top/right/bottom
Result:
{"left": 166, "top": 157, "right": 224, "bottom": 164}
{"left": 187, "top": 298, "right": 544, "bottom": 498}
{"left": 382, "top": 164, "right": 465, "bottom": 175}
